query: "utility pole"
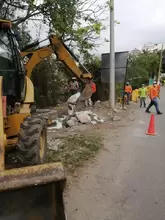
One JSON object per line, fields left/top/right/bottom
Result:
{"left": 109, "top": 0, "right": 115, "bottom": 110}
{"left": 158, "top": 44, "right": 163, "bottom": 83}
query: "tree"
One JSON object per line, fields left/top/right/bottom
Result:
{"left": 31, "top": 56, "right": 70, "bottom": 107}
{"left": 0, "top": 0, "right": 108, "bottom": 106}
{"left": 0, "top": 0, "right": 108, "bottom": 55}
{"left": 83, "top": 54, "right": 101, "bottom": 77}
{"left": 127, "top": 51, "right": 160, "bottom": 88}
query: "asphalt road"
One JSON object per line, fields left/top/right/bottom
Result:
{"left": 66, "top": 88, "right": 165, "bottom": 220}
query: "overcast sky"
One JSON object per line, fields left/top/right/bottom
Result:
{"left": 98, "top": 0, "right": 165, "bottom": 54}
{"left": 30, "top": 0, "right": 165, "bottom": 55}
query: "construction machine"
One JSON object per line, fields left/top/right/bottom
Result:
{"left": 21, "top": 33, "right": 93, "bottom": 81}
{"left": 0, "top": 19, "right": 66, "bottom": 219}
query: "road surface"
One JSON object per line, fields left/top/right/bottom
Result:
{"left": 66, "top": 88, "right": 165, "bottom": 220}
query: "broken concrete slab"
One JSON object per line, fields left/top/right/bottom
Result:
{"left": 66, "top": 117, "right": 79, "bottom": 127}
{"left": 76, "top": 111, "right": 92, "bottom": 124}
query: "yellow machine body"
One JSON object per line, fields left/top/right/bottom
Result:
{"left": 21, "top": 33, "right": 93, "bottom": 80}
{"left": 0, "top": 19, "right": 67, "bottom": 219}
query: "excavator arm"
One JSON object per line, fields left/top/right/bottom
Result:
{"left": 21, "top": 33, "right": 92, "bottom": 80}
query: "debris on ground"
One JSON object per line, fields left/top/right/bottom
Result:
{"left": 66, "top": 117, "right": 79, "bottom": 127}
{"left": 47, "top": 110, "right": 104, "bottom": 129}
{"left": 48, "top": 138, "right": 64, "bottom": 151}
{"left": 46, "top": 134, "right": 103, "bottom": 172}
{"left": 75, "top": 111, "right": 92, "bottom": 124}
{"left": 66, "top": 110, "right": 104, "bottom": 127}
{"left": 47, "top": 116, "right": 66, "bottom": 130}
{"left": 45, "top": 100, "right": 129, "bottom": 174}
{"left": 112, "top": 115, "right": 121, "bottom": 121}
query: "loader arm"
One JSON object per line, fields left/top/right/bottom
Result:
{"left": 21, "top": 33, "right": 92, "bottom": 80}
{"left": 21, "top": 46, "right": 54, "bottom": 78}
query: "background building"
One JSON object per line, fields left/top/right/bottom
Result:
{"left": 142, "top": 42, "right": 165, "bottom": 52}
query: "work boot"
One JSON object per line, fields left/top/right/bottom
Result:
{"left": 145, "top": 110, "right": 151, "bottom": 113}
{"left": 157, "top": 112, "right": 163, "bottom": 115}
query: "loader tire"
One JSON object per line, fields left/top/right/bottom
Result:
{"left": 16, "top": 116, "right": 47, "bottom": 167}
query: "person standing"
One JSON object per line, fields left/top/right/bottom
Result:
{"left": 91, "top": 80, "right": 97, "bottom": 106}
{"left": 84, "top": 79, "right": 96, "bottom": 107}
{"left": 139, "top": 84, "right": 147, "bottom": 107}
{"left": 125, "top": 82, "right": 132, "bottom": 105}
{"left": 69, "top": 77, "right": 79, "bottom": 95}
{"left": 145, "top": 81, "right": 162, "bottom": 114}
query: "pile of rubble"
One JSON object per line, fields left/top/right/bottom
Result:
{"left": 47, "top": 110, "right": 104, "bottom": 130}
{"left": 66, "top": 110, "right": 104, "bottom": 127}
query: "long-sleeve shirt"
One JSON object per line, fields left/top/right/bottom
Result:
{"left": 150, "top": 86, "right": 158, "bottom": 100}
{"left": 125, "top": 85, "right": 132, "bottom": 93}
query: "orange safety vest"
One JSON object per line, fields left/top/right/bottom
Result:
{"left": 150, "top": 86, "right": 158, "bottom": 100}
{"left": 125, "top": 85, "right": 132, "bottom": 93}
{"left": 91, "top": 82, "right": 96, "bottom": 93}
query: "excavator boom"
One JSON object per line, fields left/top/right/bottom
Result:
{"left": 21, "top": 34, "right": 92, "bottom": 80}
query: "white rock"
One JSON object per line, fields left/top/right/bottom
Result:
{"left": 47, "top": 120, "right": 63, "bottom": 130}
{"left": 93, "top": 115, "right": 99, "bottom": 121}
{"left": 67, "top": 92, "right": 81, "bottom": 104}
{"left": 76, "top": 111, "right": 92, "bottom": 124}
{"left": 114, "top": 109, "right": 121, "bottom": 113}
{"left": 66, "top": 117, "right": 78, "bottom": 127}
{"left": 112, "top": 115, "right": 121, "bottom": 121}
{"left": 120, "top": 106, "right": 127, "bottom": 110}
{"left": 91, "top": 121, "right": 97, "bottom": 125}
{"left": 98, "top": 119, "right": 104, "bottom": 123}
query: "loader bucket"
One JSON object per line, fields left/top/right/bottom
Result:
{"left": 0, "top": 163, "right": 67, "bottom": 220}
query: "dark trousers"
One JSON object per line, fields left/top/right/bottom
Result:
{"left": 91, "top": 92, "right": 97, "bottom": 105}
{"left": 125, "top": 92, "right": 131, "bottom": 104}
{"left": 146, "top": 98, "right": 160, "bottom": 113}
{"left": 140, "top": 97, "right": 146, "bottom": 107}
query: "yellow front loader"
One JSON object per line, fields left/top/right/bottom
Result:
{"left": 0, "top": 19, "right": 66, "bottom": 219}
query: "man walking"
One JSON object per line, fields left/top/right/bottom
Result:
{"left": 125, "top": 82, "right": 132, "bottom": 105}
{"left": 146, "top": 81, "right": 163, "bottom": 115}
{"left": 139, "top": 84, "right": 147, "bottom": 107}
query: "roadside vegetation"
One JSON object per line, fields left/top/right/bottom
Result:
{"left": 127, "top": 50, "right": 160, "bottom": 88}
{"left": 46, "top": 134, "right": 103, "bottom": 172}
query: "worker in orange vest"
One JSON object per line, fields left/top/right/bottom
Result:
{"left": 91, "top": 80, "right": 97, "bottom": 106}
{"left": 125, "top": 82, "right": 132, "bottom": 105}
{"left": 146, "top": 81, "right": 162, "bottom": 114}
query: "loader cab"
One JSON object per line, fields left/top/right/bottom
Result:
{"left": 0, "top": 20, "right": 26, "bottom": 108}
